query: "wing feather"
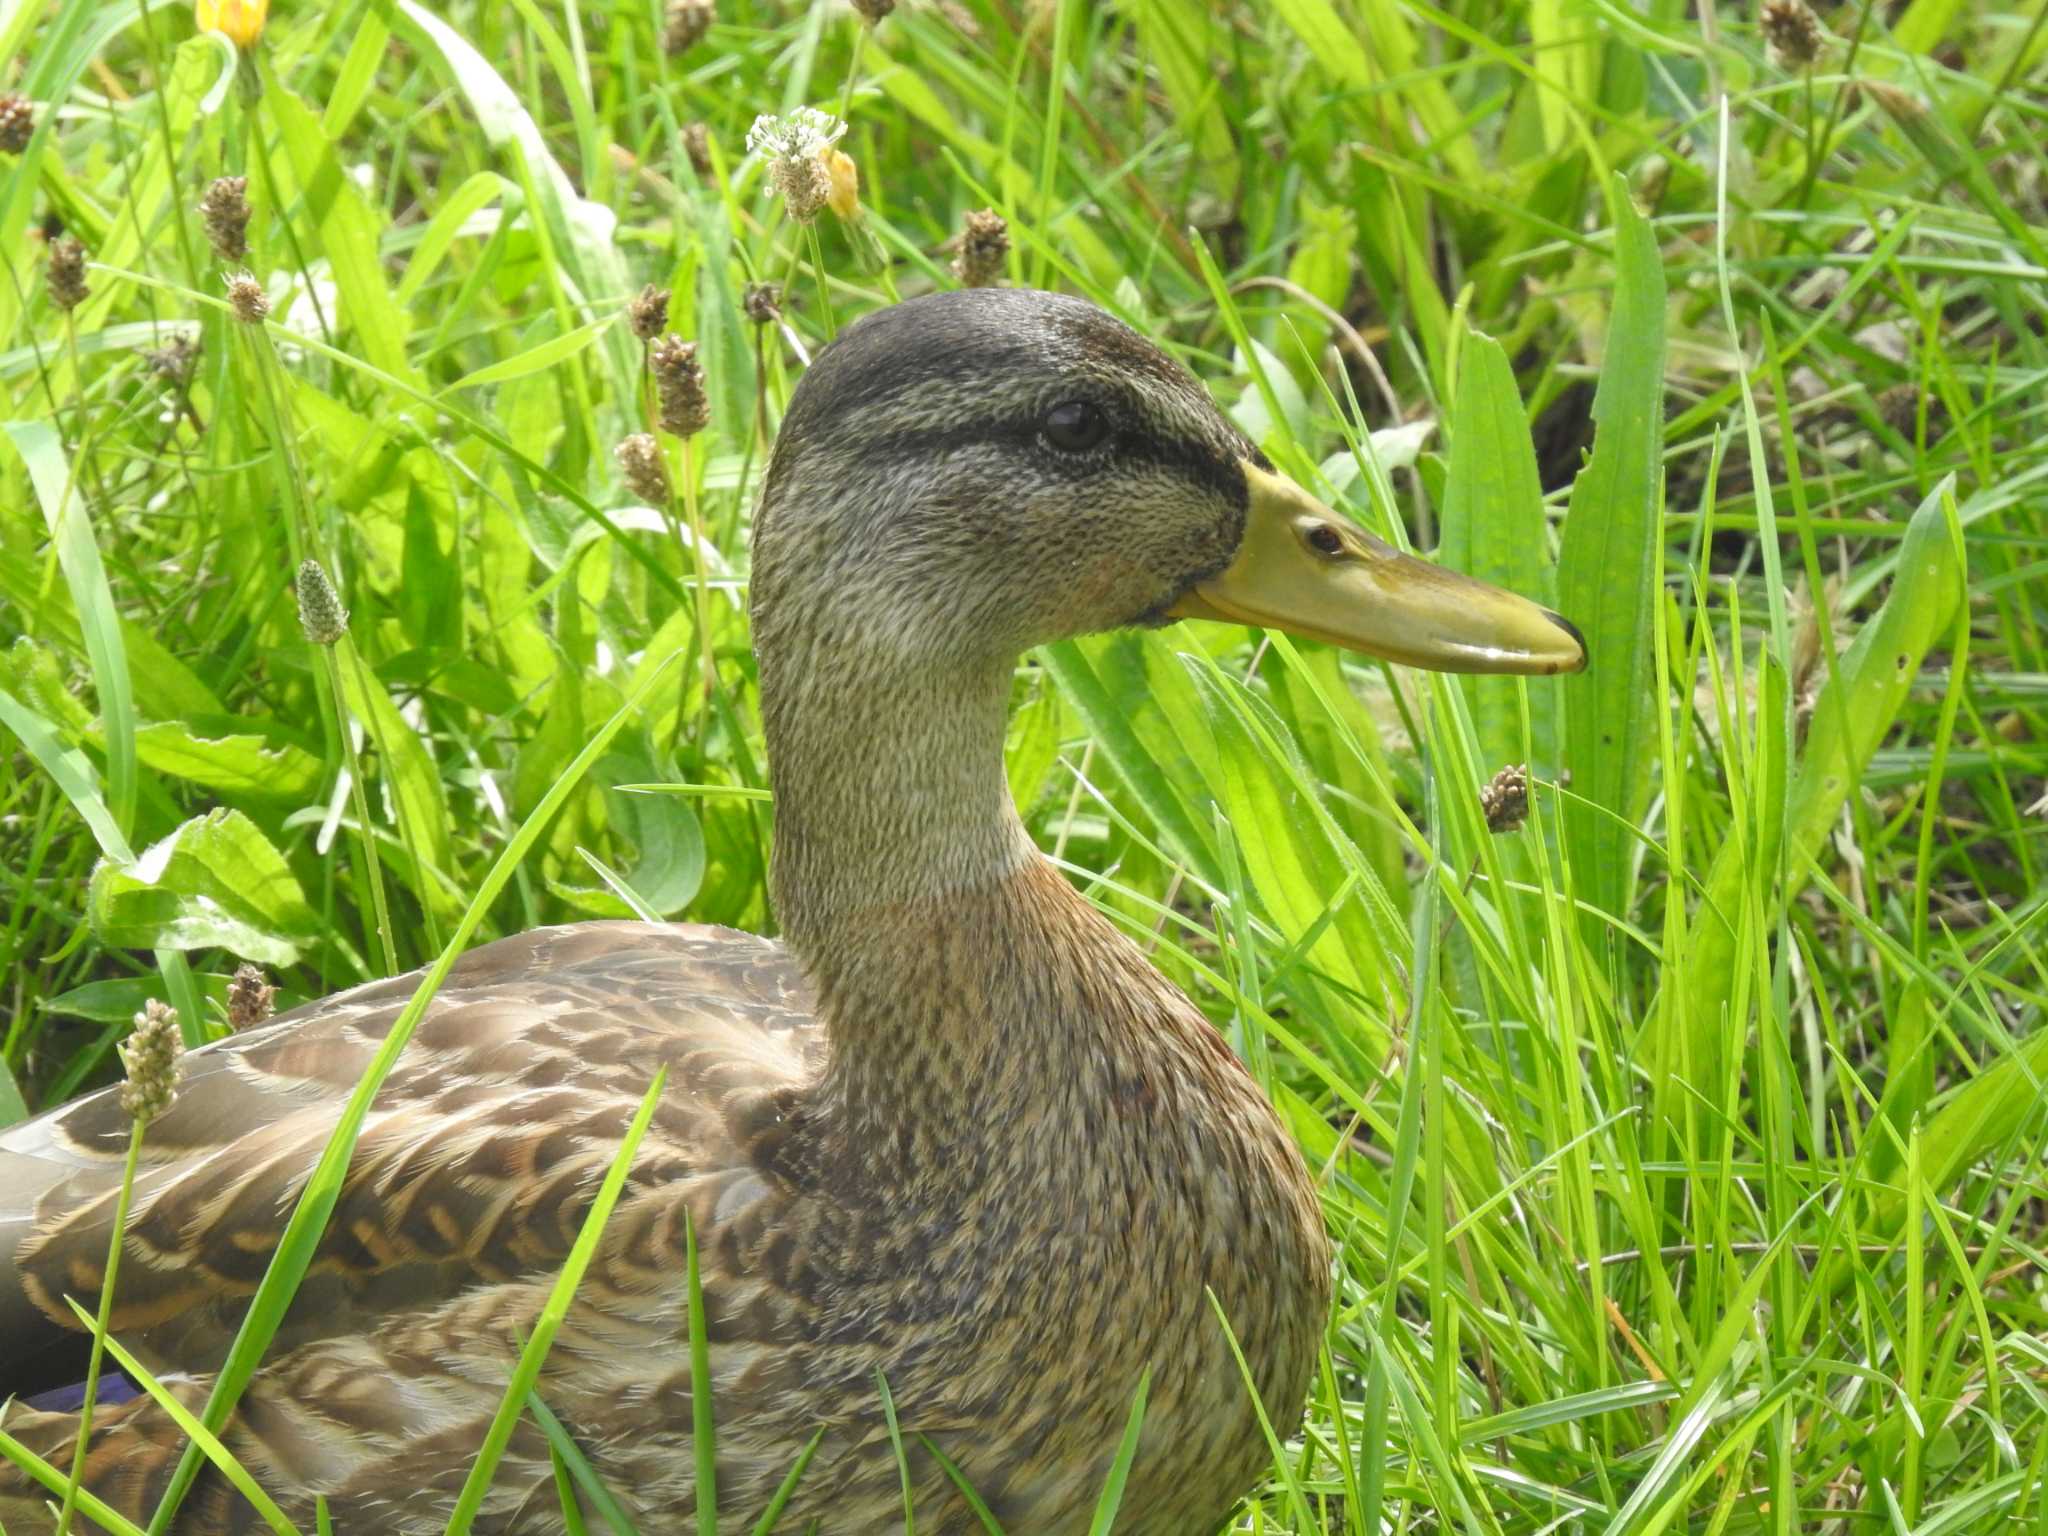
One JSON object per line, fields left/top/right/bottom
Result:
{"left": 1, "top": 922, "right": 817, "bottom": 1380}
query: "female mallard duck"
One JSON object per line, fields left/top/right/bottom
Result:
{"left": 0, "top": 288, "right": 1583, "bottom": 1534}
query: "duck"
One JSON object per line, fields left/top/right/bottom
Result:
{"left": 0, "top": 287, "right": 1584, "bottom": 1535}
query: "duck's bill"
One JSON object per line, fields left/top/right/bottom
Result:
{"left": 1168, "top": 462, "right": 1587, "bottom": 676}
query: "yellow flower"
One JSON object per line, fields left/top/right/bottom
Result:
{"left": 196, "top": 0, "right": 268, "bottom": 49}
{"left": 824, "top": 149, "right": 861, "bottom": 221}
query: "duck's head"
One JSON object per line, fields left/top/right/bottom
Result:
{"left": 752, "top": 287, "right": 1585, "bottom": 676}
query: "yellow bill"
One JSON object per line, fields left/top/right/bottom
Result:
{"left": 1170, "top": 463, "right": 1586, "bottom": 675}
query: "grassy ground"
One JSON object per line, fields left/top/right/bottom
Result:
{"left": 4, "top": 0, "right": 2048, "bottom": 1529}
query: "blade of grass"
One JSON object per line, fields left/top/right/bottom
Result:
{"left": 442, "top": 1065, "right": 668, "bottom": 1535}
{"left": 685, "top": 1209, "right": 717, "bottom": 1535}
{"left": 529, "top": 1393, "right": 643, "bottom": 1536}
{"left": 59, "top": 1297, "right": 302, "bottom": 1536}
{"left": 748, "top": 1428, "right": 827, "bottom": 1536}
{"left": 875, "top": 1370, "right": 915, "bottom": 1536}
{"left": 914, "top": 1438, "right": 1005, "bottom": 1536}
{"left": 1205, "top": 1290, "right": 1315, "bottom": 1530}
{"left": 0, "top": 1428, "right": 150, "bottom": 1536}
{"left": 1084, "top": 1367, "right": 1151, "bottom": 1536}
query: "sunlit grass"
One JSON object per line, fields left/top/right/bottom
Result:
{"left": 2, "top": 0, "right": 2045, "bottom": 1529}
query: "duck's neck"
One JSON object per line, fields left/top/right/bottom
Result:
{"left": 759, "top": 635, "right": 1119, "bottom": 1144}
{"left": 762, "top": 640, "right": 1032, "bottom": 951}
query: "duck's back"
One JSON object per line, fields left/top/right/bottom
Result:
{"left": 0, "top": 921, "right": 819, "bottom": 1530}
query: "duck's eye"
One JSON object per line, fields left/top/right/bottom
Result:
{"left": 1305, "top": 523, "right": 1346, "bottom": 557}
{"left": 1042, "top": 400, "right": 1110, "bottom": 453}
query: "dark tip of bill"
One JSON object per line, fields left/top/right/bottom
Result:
{"left": 1545, "top": 609, "right": 1589, "bottom": 671}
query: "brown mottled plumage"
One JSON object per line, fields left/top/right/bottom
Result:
{"left": 2, "top": 289, "right": 1582, "bottom": 1533}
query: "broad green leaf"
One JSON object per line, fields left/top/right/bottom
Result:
{"left": 1349, "top": 163, "right": 1455, "bottom": 392}
{"left": 1264, "top": 647, "right": 1407, "bottom": 907}
{"left": 1004, "top": 675, "right": 1063, "bottom": 820}
{"left": 551, "top": 749, "right": 707, "bottom": 918}
{"left": 1269, "top": 0, "right": 1373, "bottom": 88}
{"left": 0, "top": 576, "right": 216, "bottom": 724}
{"left": 43, "top": 974, "right": 233, "bottom": 1026}
{"left": 133, "top": 721, "right": 324, "bottom": 801}
{"left": 393, "top": 171, "right": 510, "bottom": 305}
{"left": 1286, "top": 201, "right": 1357, "bottom": 313}
{"left": 1, "top": 635, "right": 93, "bottom": 734}
{"left": 1893, "top": 0, "right": 1967, "bottom": 51}
{"left": 88, "top": 809, "right": 320, "bottom": 966}
{"left": 1438, "top": 331, "right": 1559, "bottom": 775}
{"left": 399, "top": 481, "right": 463, "bottom": 655}
{"left": 265, "top": 81, "right": 419, "bottom": 387}
{"left": 321, "top": 3, "right": 391, "bottom": 139}
{"left": 1230, "top": 337, "right": 1313, "bottom": 452}
{"left": 336, "top": 648, "right": 457, "bottom": 917}
{"left": 1187, "top": 661, "right": 1390, "bottom": 1009}
{"left": 6, "top": 420, "right": 136, "bottom": 833}
{"left": 1126, "top": 1, "right": 1237, "bottom": 200}
{"left": 0, "top": 1056, "right": 26, "bottom": 1128}
{"left": 1781, "top": 491, "right": 1964, "bottom": 874}
{"left": 123, "top": 625, "right": 223, "bottom": 719}
{"left": 1042, "top": 631, "right": 1222, "bottom": 886}
{"left": 443, "top": 313, "right": 613, "bottom": 393}
{"left": 1918, "top": 1034, "right": 2048, "bottom": 1197}
{"left": 1556, "top": 188, "right": 1666, "bottom": 929}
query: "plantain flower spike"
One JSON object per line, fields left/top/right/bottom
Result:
{"left": 225, "top": 270, "right": 270, "bottom": 324}
{"left": 682, "top": 121, "right": 714, "bottom": 180}
{"left": 120, "top": 1000, "right": 184, "bottom": 1126}
{"left": 47, "top": 236, "right": 88, "bottom": 310}
{"left": 200, "top": 175, "right": 252, "bottom": 263}
{"left": 296, "top": 559, "right": 349, "bottom": 646}
{"left": 1480, "top": 764, "right": 1531, "bottom": 835}
{"left": 650, "top": 336, "right": 710, "bottom": 438}
{"left": 0, "top": 94, "right": 33, "bottom": 154}
{"left": 1760, "top": 0, "right": 1823, "bottom": 68}
{"left": 953, "top": 208, "right": 1010, "bottom": 288}
{"left": 616, "top": 433, "right": 674, "bottom": 506}
{"left": 628, "top": 284, "right": 671, "bottom": 342}
{"left": 664, "top": 0, "right": 714, "bottom": 55}
{"left": 746, "top": 107, "right": 846, "bottom": 224}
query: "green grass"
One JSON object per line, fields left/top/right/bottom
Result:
{"left": 3, "top": 0, "right": 2046, "bottom": 1530}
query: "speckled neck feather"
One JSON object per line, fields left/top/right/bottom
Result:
{"left": 760, "top": 645, "right": 1032, "bottom": 950}
{"left": 754, "top": 622, "right": 1068, "bottom": 1139}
